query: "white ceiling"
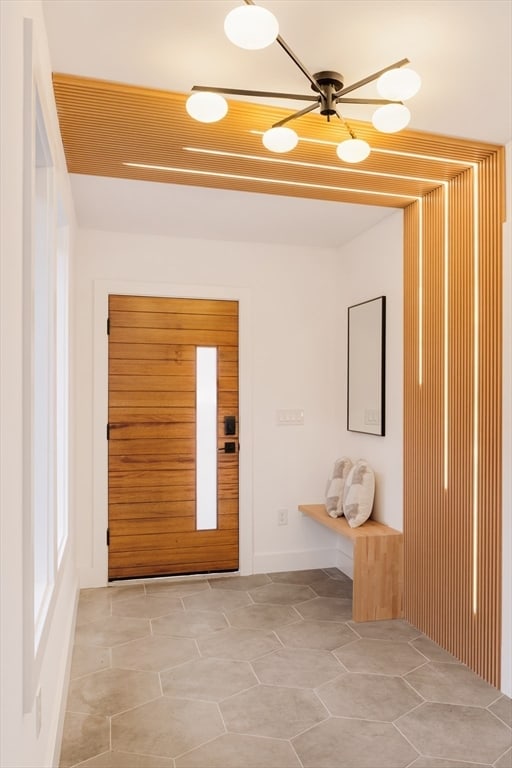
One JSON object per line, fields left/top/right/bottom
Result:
{"left": 43, "top": 0, "right": 512, "bottom": 248}
{"left": 70, "top": 175, "right": 397, "bottom": 249}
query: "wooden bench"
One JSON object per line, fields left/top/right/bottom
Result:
{"left": 299, "top": 504, "right": 404, "bottom": 622}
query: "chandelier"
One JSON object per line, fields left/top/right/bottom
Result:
{"left": 186, "top": 0, "right": 421, "bottom": 163}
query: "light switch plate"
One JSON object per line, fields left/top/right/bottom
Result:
{"left": 276, "top": 409, "right": 304, "bottom": 426}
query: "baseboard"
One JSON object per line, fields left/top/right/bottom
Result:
{"left": 334, "top": 534, "right": 354, "bottom": 579}
{"left": 335, "top": 548, "right": 354, "bottom": 579}
{"left": 49, "top": 582, "right": 79, "bottom": 768}
{"left": 78, "top": 566, "right": 108, "bottom": 589}
{"left": 252, "top": 548, "right": 338, "bottom": 574}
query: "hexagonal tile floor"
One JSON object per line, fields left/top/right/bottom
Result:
{"left": 396, "top": 702, "right": 512, "bottom": 764}
{"left": 111, "top": 634, "right": 199, "bottom": 672}
{"left": 175, "top": 733, "right": 302, "bottom": 768}
{"left": 59, "top": 569, "right": 511, "bottom": 768}
{"left": 219, "top": 684, "right": 328, "bottom": 738}
{"left": 66, "top": 667, "right": 161, "bottom": 716}
{"left": 404, "top": 661, "right": 502, "bottom": 707}
{"left": 317, "top": 671, "right": 422, "bottom": 720}
{"left": 248, "top": 582, "right": 316, "bottom": 604}
{"left": 251, "top": 647, "right": 343, "bottom": 688}
{"left": 111, "top": 697, "right": 225, "bottom": 758}
{"left": 295, "top": 595, "right": 353, "bottom": 622}
{"left": 111, "top": 594, "right": 184, "bottom": 619}
{"left": 334, "top": 637, "right": 427, "bottom": 675}
{"left": 224, "top": 602, "right": 301, "bottom": 630}
{"left": 292, "top": 716, "right": 419, "bottom": 768}
{"left": 152, "top": 608, "right": 228, "bottom": 638}
{"left": 160, "top": 657, "right": 258, "bottom": 701}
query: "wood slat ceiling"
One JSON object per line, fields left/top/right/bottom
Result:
{"left": 52, "top": 73, "right": 502, "bottom": 208}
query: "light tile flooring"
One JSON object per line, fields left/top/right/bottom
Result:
{"left": 59, "top": 569, "right": 512, "bottom": 768}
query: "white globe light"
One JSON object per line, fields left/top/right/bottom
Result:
{"left": 336, "top": 139, "right": 371, "bottom": 163}
{"left": 224, "top": 5, "right": 279, "bottom": 50}
{"left": 262, "top": 126, "right": 298, "bottom": 153}
{"left": 372, "top": 103, "right": 411, "bottom": 133}
{"left": 377, "top": 68, "right": 421, "bottom": 101}
{"left": 186, "top": 92, "right": 228, "bottom": 123}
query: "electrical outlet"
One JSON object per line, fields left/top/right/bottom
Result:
{"left": 277, "top": 509, "right": 288, "bottom": 526}
{"left": 35, "top": 688, "right": 42, "bottom": 737}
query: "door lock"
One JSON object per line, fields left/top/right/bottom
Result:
{"left": 224, "top": 415, "right": 236, "bottom": 436}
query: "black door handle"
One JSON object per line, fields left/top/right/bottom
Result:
{"left": 218, "top": 441, "right": 237, "bottom": 453}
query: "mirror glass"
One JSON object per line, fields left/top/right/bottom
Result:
{"left": 347, "top": 296, "right": 386, "bottom": 436}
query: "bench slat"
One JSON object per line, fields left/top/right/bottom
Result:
{"left": 298, "top": 504, "right": 401, "bottom": 538}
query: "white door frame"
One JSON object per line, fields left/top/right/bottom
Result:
{"left": 89, "top": 278, "right": 254, "bottom": 585}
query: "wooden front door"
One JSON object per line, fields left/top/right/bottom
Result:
{"left": 107, "top": 295, "right": 239, "bottom": 580}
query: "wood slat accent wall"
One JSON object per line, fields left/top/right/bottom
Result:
{"left": 51, "top": 74, "right": 501, "bottom": 210}
{"left": 404, "top": 152, "right": 504, "bottom": 688}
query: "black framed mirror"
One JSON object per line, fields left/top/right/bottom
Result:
{"left": 347, "top": 296, "right": 386, "bottom": 436}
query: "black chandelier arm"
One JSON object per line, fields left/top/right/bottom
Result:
{"left": 275, "top": 36, "right": 322, "bottom": 93}
{"left": 334, "top": 57, "right": 410, "bottom": 98}
{"left": 191, "top": 85, "right": 318, "bottom": 102}
{"left": 336, "top": 97, "right": 401, "bottom": 105}
{"left": 272, "top": 101, "right": 320, "bottom": 128}
{"left": 244, "top": 0, "right": 322, "bottom": 93}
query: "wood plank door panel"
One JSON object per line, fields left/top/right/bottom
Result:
{"left": 108, "top": 295, "right": 239, "bottom": 580}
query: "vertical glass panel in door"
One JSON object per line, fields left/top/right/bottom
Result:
{"left": 196, "top": 347, "right": 218, "bottom": 530}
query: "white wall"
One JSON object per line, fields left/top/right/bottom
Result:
{"left": 74, "top": 213, "right": 404, "bottom": 586}
{"left": 0, "top": 2, "right": 78, "bottom": 766}
{"left": 75, "top": 228, "right": 347, "bottom": 585}
{"left": 336, "top": 211, "right": 404, "bottom": 530}
{"left": 331, "top": 211, "right": 403, "bottom": 573}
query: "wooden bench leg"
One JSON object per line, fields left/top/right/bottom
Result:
{"left": 352, "top": 535, "right": 404, "bottom": 621}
